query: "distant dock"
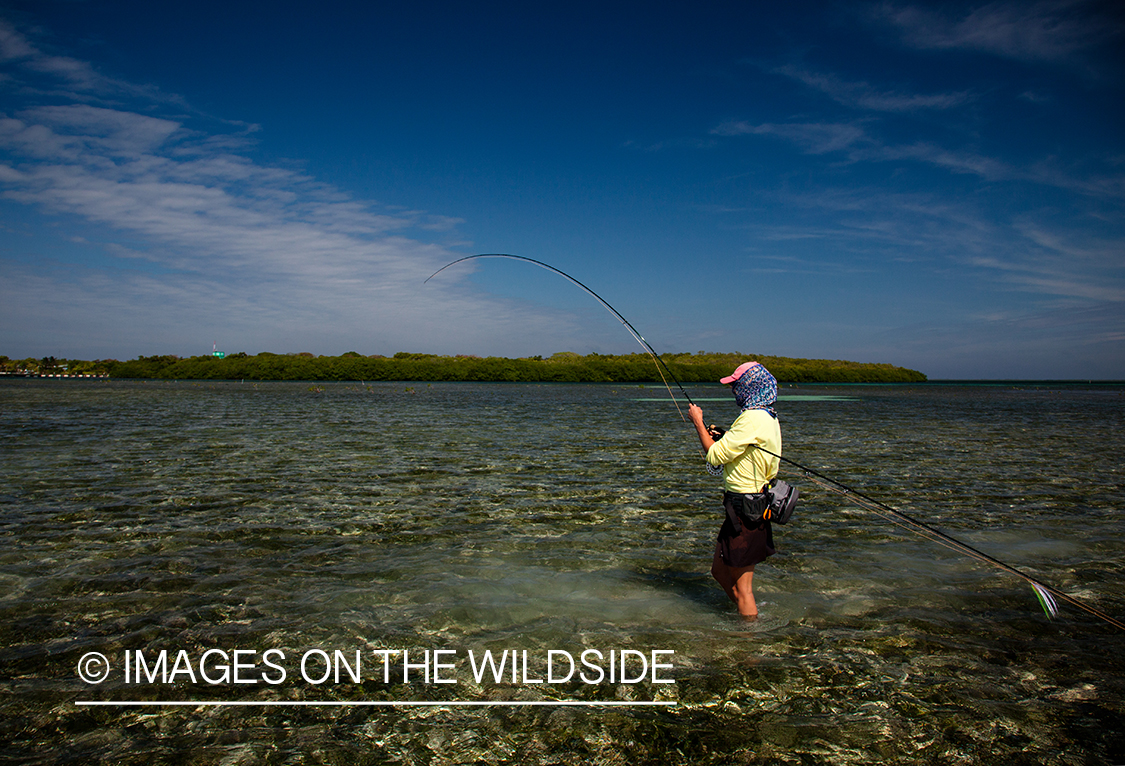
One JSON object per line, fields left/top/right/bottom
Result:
{"left": 0, "top": 371, "right": 109, "bottom": 378}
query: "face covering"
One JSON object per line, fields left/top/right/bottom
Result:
{"left": 732, "top": 363, "right": 777, "bottom": 417}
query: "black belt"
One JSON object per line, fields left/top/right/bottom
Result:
{"left": 723, "top": 488, "right": 770, "bottom": 535}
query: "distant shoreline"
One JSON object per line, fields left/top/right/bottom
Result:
{"left": 6, "top": 378, "right": 1123, "bottom": 387}
{"left": 3, "top": 351, "right": 927, "bottom": 384}
{"left": 7, "top": 353, "right": 1125, "bottom": 386}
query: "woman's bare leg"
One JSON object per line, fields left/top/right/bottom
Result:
{"left": 711, "top": 548, "right": 736, "bottom": 601}
{"left": 711, "top": 550, "right": 758, "bottom": 619}
{"left": 730, "top": 567, "right": 757, "bottom": 619}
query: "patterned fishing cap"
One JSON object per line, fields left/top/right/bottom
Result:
{"left": 722, "top": 361, "right": 777, "bottom": 416}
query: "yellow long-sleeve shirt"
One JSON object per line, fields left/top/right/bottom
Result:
{"left": 706, "top": 408, "right": 781, "bottom": 494}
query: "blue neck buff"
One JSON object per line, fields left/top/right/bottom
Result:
{"left": 733, "top": 364, "right": 778, "bottom": 417}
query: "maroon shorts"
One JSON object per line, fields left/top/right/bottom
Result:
{"left": 715, "top": 495, "right": 776, "bottom": 568}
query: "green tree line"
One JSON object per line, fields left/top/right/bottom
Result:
{"left": 7, "top": 350, "right": 926, "bottom": 383}
{"left": 0, "top": 356, "right": 114, "bottom": 376}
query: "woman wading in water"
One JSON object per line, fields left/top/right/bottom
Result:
{"left": 688, "top": 362, "right": 781, "bottom": 619}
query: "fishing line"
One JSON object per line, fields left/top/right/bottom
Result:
{"left": 751, "top": 431, "right": 1121, "bottom": 628}
{"left": 426, "top": 253, "right": 1123, "bottom": 630}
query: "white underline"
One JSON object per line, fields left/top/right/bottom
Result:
{"left": 76, "top": 700, "right": 676, "bottom": 707}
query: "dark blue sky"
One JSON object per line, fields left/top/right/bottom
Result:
{"left": 1, "top": 1, "right": 1122, "bottom": 377}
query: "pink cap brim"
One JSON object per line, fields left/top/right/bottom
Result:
{"left": 720, "top": 361, "right": 759, "bottom": 385}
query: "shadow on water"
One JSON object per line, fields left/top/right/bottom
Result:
{"left": 628, "top": 566, "right": 726, "bottom": 614}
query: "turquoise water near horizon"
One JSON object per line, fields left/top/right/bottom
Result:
{"left": 2, "top": 379, "right": 1123, "bottom": 764}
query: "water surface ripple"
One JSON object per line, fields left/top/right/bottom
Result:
{"left": 1, "top": 380, "right": 1122, "bottom": 764}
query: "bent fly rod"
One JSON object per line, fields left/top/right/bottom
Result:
{"left": 426, "top": 254, "right": 695, "bottom": 420}
{"left": 425, "top": 253, "right": 1123, "bottom": 631}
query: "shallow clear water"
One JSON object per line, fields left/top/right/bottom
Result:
{"left": 1, "top": 379, "right": 1123, "bottom": 764}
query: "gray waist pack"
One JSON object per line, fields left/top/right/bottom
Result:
{"left": 764, "top": 479, "right": 799, "bottom": 525}
{"left": 724, "top": 479, "right": 799, "bottom": 531}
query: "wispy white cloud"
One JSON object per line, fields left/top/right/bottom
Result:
{"left": 0, "top": 103, "right": 462, "bottom": 286}
{"left": 711, "top": 117, "right": 1012, "bottom": 178}
{"left": 0, "top": 19, "right": 37, "bottom": 60}
{"left": 0, "top": 18, "right": 183, "bottom": 105}
{"left": 858, "top": 301, "right": 1125, "bottom": 378}
{"left": 773, "top": 64, "right": 972, "bottom": 112}
{"left": 876, "top": 0, "right": 1121, "bottom": 64}
{"left": 988, "top": 218, "right": 1125, "bottom": 302}
{"left": 0, "top": 106, "right": 183, "bottom": 161}
{"left": 863, "top": 141, "right": 1013, "bottom": 179}
{"left": 712, "top": 115, "right": 1125, "bottom": 199}
{"left": 711, "top": 120, "right": 869, "bottom": 154}
{"left": 0, "top": 19, "right": 575, "bottom": 359}
{"left": 723, "top": 184, "right": 1125, "bottom": 306}
{"left": 966, "top": 259, "right": 1125, "bottom": 302}
{"left": 737, "top": 250, "right": 882, "bottom": 276}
